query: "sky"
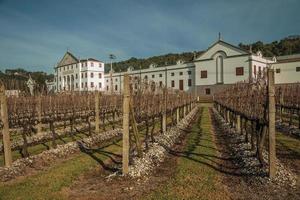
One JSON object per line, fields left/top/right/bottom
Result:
{"left": 0, "top": 0, "right": 299, "bottom": 73}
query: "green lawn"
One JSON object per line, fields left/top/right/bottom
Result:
{"left": 0, "top": 138, "right": 122, "bottom": 200}
{"left": 145, "top": 107, "right": 229, "bottom": 200}
{"left": 276, "top": 131, "right": 300, "bottom": 156}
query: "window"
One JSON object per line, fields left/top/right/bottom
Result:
{"left": 144, "top": 75, "right": 148, "bottom": 79}
{"left": 76, "top": 83, "right": 78, "bottom": 88}
{"left": 71, "top": 65, "right": 73, "bottom": 69}
{"left": 75, "top": 74, "right": 78, "bottom": 79}
{"left": 99, "top": 82, "right": 102, "bottom": 88}
{"left": 159, "top": 74, "right": 162, "bottom": 77}
{"left": 85, "top": 72, "right": 87, "bottom": 78}
{"left": 188, "top": 71, "right": 191, "bottom": 75}
{"left": 254, "top": 65, "right": 257, "bottom": 75}
{"left": 99, "top": 73, "right": 102, "bottom": 78}
{"left": 159, "top": 81, "right": 162, "bottom": 87}
{"left": 188, "top": 79, "right": 192, "bottom": 86}
{"left": 171, "top": 80, "right": 175, "bottom": 87}
{"left": 296, "top": 67, "right": 300, "bottom": 72}
{"left": 171, "top": 72, "right": 174, "bottom": 76}
{"left": 236, "top": 67, "right": 244, "bottom": 76}
{"left": 81, "top": 82, "right": 83, "bottom": 88}
{"left": 90, "top": 82, "right": 94, "bottom": 87}
{"left": 91, "top": 73, "right": 94, "bottom": 78}
{"left": 201, "top": 70, "right": 207, "bottom": 78}
{"left": 205, "top": 88, "right": 211, "bottom": 95}
{"left": 276, "top": 68, "right": 281, "bottom": 73}
{"left": 106, "top": 79, "right": 109, "bottom": 82}
{"left": 91, "top": 62, "right": 94, "bottom": 67}
{"left": 99, "top": 63, "right": 102, "bottom": 68}
{"left": 115, "top": 78, "right": 118, "bottom": 82}
{"left": 115, "top": 85, "right": 118, "bottom": 91}
{"left": 85, "top": 82, "right": 87, "bottom": 87}
{"left": 152, "top": 74, "right": 155, "bottom": 78}
{"left": 179, "top": 72, "right": 183, "bottom": 75}
{"left": 106, "top": 86, "right": 109, "bottom": 91}
{"left": 81, "top": 73, "right": 83, "bottom": 78}
{"left": 59, "top": 77, "right": 61, "bottom": 81}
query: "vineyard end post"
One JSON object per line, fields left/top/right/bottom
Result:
{"left": 0, "top": 84, "right": 12, "bottom": 167}
{"left": 176, "top": 106, "right": 180, "bottom": 124}
{"left": 226, "top": 110, "right": 230, "bottom": 123}
{"left": 162, "top": 87, "right": 167, "bottom": 133}
{"left": 37, "top": 96, "right": 42, "bottom": 134}
{"left": 268, "top": 68, "right": 276, "bottom": 178}
{"left": 279, "top": 89, "right": 283, "bottom": 122}
{"left": 122, "top": 74, "right": 130, "bottom": 175}
{"left": 236, "top": 114, "right": 241, "bottom": 133}
{"left": 95, "top": 91, "right": 100, "bottom": 134}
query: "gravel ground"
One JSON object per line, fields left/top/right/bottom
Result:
{"left": 128, "top": 106, "right": 199, "bottom": 178}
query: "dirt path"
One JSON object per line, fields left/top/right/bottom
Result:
{"left": 67, "top": 106, "right": 231, "bottom": 200}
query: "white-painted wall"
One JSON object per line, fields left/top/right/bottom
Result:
{"left": 274, "top": 62, "right": 300, "bottom": 84}
{"left": 54, "top": 60, "right": 105, "bottom": 92}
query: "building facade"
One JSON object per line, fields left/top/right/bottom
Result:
{"left": 53, "top": 39, "right": 300, "bottom": 95}
{"left": 53, "top": 52, "right": 105, "bottom": 92}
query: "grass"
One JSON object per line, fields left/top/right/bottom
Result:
{"left": 145, "top": 106, "right": 229, "bottom": 200}
{"left": 0, "top": 138, "right": 122, "bottom": 200}
{"left": 276, "top": 131, "right": 300, "bottom": 156}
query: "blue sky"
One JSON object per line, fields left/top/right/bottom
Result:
{"left": 0, "top": 0, "right": 299, "bottom": 73}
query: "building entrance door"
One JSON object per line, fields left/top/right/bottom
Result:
{"left": 179, "top": 80, "right": 184, "bottom": 90}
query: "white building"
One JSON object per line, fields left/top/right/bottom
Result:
{"left": 273, "top": 54, "right": 300, "bottom": 84}
{"left": 53, "top": 39, "right": 300, "bottom": 95}
{"left": 104, "top": 60, "right": 195, "bottom": 94}
{"left": 53, "top": 52, "right": 105, "bottom": 92}
{"left": 193, "top": 39, "right": 275, "bottom": 94}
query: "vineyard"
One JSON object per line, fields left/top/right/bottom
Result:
{"left": 213, "top": 70, "right": 299, "bottom": 178}
{"left": 0, "top": 76, "right": 196, "bottom": 177}
{"left": 0, "top": 71, "right": 299, "bottom": 200}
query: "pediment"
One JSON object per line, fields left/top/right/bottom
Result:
{"left": 195, "top": 40, "right": 249, "bottom": 60}
{"left": 58, "top": 52, "right": 78, "bottom": 67}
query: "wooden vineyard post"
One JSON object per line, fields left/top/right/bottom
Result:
{"left": 37, "top": 95, "right": 42, "bottom": 134}
{"left": 226, "top": 110, "right": 230, "bottom": 123}
{"left": 176, "top": 106, "right": 180, "bottom": 124}
{"left": 236, "top": 114, "right": 241, "bottom": 133}
{"left": 279, "top": 88, "right": 283, "bottom": 122}
{"left": 268, "top": 68, "right": 276, "bottom": 178}
{"left": 95, "top": 92, "right": 100, "bottom": 134}
{"left": 122, "top": 74, "right": 130, "bottom": 175}
{"left": 183, "top": 101, "right": 187, "bottom": 117}
{"left": 162, "top": 87, "right": 167, "bottom": 133}
{"left": 0, "top": 83, "right": 12, "bottom": 167}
